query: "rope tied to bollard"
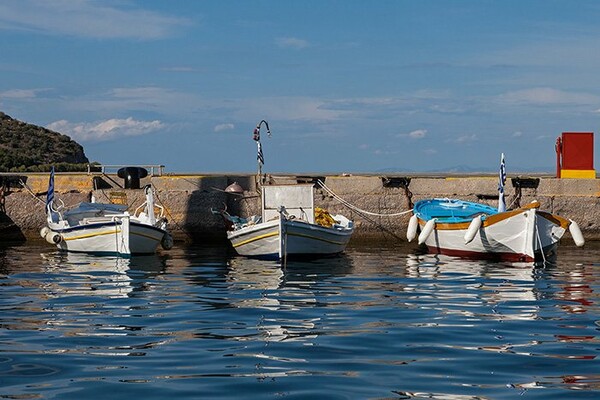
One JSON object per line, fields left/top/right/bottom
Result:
{"left": 316, "top": 180, "right": 413, "bottom": 217}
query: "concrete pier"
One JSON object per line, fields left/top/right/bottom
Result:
{"left": 1, "top": 172, "right": 598, "bottom": 242}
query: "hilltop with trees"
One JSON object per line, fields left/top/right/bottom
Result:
{"left": 0, "top": 112, "right": 89, "bottom": 172}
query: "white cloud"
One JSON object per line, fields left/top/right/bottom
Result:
{"left": 395, "top": 129, "right": 427, "bottom": 139}
{"left": 111, "top": 87, "right": 175, "bottom": 99}
{"left": 373, "top": 148, "right": 398, "bottom": 156}
{"left": 0, "top": 88, "right": 49, "bottom": 99}
{"left": 512, "top": 131, "right": 524, "bottom": 137}
{"left": 65, "top": 86, "right": 201, "bottom": 117}
{"left": 454, "top": 134, "right": 478, "bottom": 143}
{"left": 214, "top": 123, "right": 234, "bottom": 132}
{"left": 234, "top": 96, "right": 342, "bottom": 122}
{"left": 0, "top": 0, "right": 188, "bottom": 39}
{"left": 276, "top": 37, "right": 309, "bottom": 49}
{"left": 328, "top": 97, "right": 409, "bottom": 111}
{"left": 497, "top": 87, "right": 599, "bottom": 105}
{"left": 480, "top": 35, "right": 600, "bottom": 70}
{"left": 408, "top": 129, "right": 427, "bottom": 139}
{"left": 323, "top": 92, "right": 464, "bottom": 118}
{"left": 423, "top": 148, "right": 438, "bottom": 155}
{"left": 47, "top": 117, "right": 163, "bottom": 142}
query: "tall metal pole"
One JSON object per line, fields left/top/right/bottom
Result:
{"left": 555, "top": 136, "right": 562, "bottom": 178}
{"left": 253, "top": 120, "right": 271, "bottom": 189}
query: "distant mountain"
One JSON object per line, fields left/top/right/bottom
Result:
{"left": 428, "top": 164, "right": 553, "bottom": 174}
{"left": 0, "top": 112, "right": 89, "bottom": 172}
{"left": 376, "top": 164, "right": 553, "bottom": 174}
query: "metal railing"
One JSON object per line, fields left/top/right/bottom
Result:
{"left": 87, "top": 164, "right": 165, "bottom": 176}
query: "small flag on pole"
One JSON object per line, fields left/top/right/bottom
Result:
{"left": 253, "top": 126, "right": 260, "bottom": 142}
{"left": 46, "top": 166, "right": 55, "bottom": 212}
{"left": 257, "top": 141, "right": 264, "bottom": 165}
{"left": 498, "top": 153, "right": 506, "bottom": 212}
{"left": 253, "top": 120, "right": 270, "bottom": 179}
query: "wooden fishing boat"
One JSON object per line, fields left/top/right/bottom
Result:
{"left": 217, "top": 184, "right": 354, "bottom": 259}
{"left": 407, "top": 198, "right": 584, "bottom": 262}
{"left": 41, "top": 170, "right": 173, "bottom": 256}
{"left": 216, "top": 120, "right": 353, "bottom": 259}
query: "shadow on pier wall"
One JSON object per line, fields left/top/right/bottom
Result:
{"left": 183, "top": 175, "right": 258, "bottom": 244}
{"left": 0, "top": 212, "right": 26, "bottom": 242}
{"left": 0, "top": 176, "right": 27, "bottom": 242}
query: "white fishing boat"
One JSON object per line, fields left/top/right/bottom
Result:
{"left": 41, "top": 169, "right": 173, "bottom": 256}
{"left": 407, "top": 154, "right": 584, "bottom": 262}
{"left": 408, "top": 198, "right": 583, "bottom": 262}
{"left": 217, "top": 184, "right": 354, "bottom": 259}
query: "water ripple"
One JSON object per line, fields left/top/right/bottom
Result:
{"left": 0, "top": 242, "right": 598, "bottom": 398}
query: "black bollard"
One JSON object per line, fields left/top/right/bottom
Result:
{"left": 117, "top": 167, "right": 148, "bottom": 189}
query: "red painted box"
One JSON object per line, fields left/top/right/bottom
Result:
{"left": 561, "top": 132, "right": 594, "bottom": 170}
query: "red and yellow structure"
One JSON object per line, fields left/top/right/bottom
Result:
{"left": 556, "top": 132, "right": 596, "bottom": 179}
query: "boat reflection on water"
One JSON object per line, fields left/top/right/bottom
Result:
{"left": 41, "top": 251, "right": 168, "bottom": 298}
{"left": 226, "top": 257, "right": 316, "bottom": 343}
{"left": 226, "top": 256, "right": 284, "bottom": 310}
{"left": 405, "top": 252, "right": 544, "bottom": 278}
{"left": 404, "top": 252, "right": 543, "bottom": 321}
{"left": 226, "top": 257, "right": 282, "bottom": 288}
{"left": 21, "top": 251, "right": 172, "bottom": 357}
{"left": 225, "top": 254, "right": 354, "bottom": 343}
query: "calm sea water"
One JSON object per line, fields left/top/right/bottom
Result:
{"left": 1, "top": 240, "right": 599, "bottom": 399}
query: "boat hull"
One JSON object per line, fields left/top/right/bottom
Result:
{"left": 51, "top": 221, "right": 167, "bottom": 255}
{"left": 228, "top": 218, "right": 353, "bottom": 259}
{"left": 420, "top": 208, "right": 568, "bottom": 262}
{"left": 228, "top": 220, "right": 281, "bottom": 258}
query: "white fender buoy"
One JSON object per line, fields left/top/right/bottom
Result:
{"left": 40, "top": 227, "right": 50, "bottom": 239}
{"left": 418, "top": 218, "right": 436, "bottom": 245}
{"left": 406, "top": 214, "right": 418, "bottom": 242}
{"left": 464, "top": 215, "right": 482, "bottom": 244}
{"left": 45, "top": 231, "right": 62, "bottom": 244}
{"left": 569, "top": 219, "right": 585, "bottom": 247}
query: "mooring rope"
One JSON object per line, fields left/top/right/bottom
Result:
{"left": 19, "top": 179, "right": 46, "bottom": 206}
{"left": 316, "top": 180, "right": 413, "bottom": 217}
{"left": 535, "top": 224, "right": 547, "bottom": 265}
{"left": 152, "top": 186, "right": 194, "bottom": 241}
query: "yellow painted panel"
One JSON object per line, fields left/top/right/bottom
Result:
{"left": 560, "top": 169, "right": 596, "bottom": 179}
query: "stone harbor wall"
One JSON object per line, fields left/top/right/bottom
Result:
{"left": 1, "top": 172, "right": 599, "bottom": 243}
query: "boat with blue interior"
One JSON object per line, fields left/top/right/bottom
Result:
{"left": 407, "top": 154, "right": 584, "bottom": 261}
{"left": 408, "top": 198, "right": 583, "bottom": 261}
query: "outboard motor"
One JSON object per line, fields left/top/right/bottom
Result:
{"left": 117, "top": 167, "right": 148, "bottom": 189}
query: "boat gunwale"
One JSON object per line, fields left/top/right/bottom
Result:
{"left": 415, "top": 198, "right": 569, "bottom": 231}
{"left": 50, "top": 219, "right": 168, "bottom": 236}
{"left": 228, "top": 217, "right": 353, "bottom": 239}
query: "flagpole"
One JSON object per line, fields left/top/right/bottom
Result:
{"left": 257, "top": 141, "right": 262, "bottom": 179}
{"left": 498, "top": 153, "right": 506, "bottom": 212}
{"left": 46, "top": 166, "right": 55, "bottom": 214}
{"left": 253, "top": 120, "right": 271, "bottom": 191}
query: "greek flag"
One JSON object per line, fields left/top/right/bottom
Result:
{"left": 46, "top": 166, "right": 55, "bottom": 211}
{"left": 253, "top": 126, "right": 260, "bottom": 142}
{"left": 257, "top": 141, "right": 264, "bottom": 165}
{"left": 498, "top": 153, "right": 506, "bottom": 212}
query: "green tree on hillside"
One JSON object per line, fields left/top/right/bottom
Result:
{"left": 0, "top": 112, "right": 89, "bottom": 172}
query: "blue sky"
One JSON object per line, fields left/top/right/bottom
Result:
{"left": 1, "top": 0, "right": 600, "bottom": 174}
